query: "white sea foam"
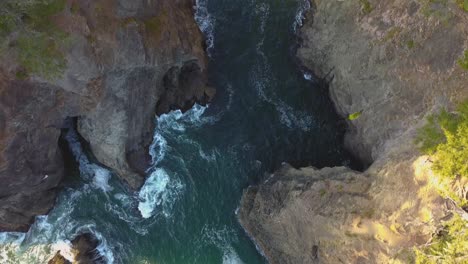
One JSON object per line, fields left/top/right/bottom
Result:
{"left": 293, "top": 0, "right": 311, "bottom": 31}
{"left": 148, "top": 132, "right": 168, "bottom": 166}
{"left": 138, "top": 104, "right": 213, "bottom": 219}
{"left": 157, "top": 104, "right": 211, "bottom": 132}
{"left": 137, "top": 168, "right": 184, "bottom": 219}
{"left": 65, "top": 128, "right": 112, "bottom": 192}
{"left": 199, "top": 148, "right": 217, "bottom": 162}
{"left": 222, "top": 247, "right": 245, "bottom": 264}
{"left": 195, "top": 0, "right": 215, "bottom": 56}
{"left": 51, "top": 240, "right": 75, "bottom": 262}
{"left": 0, "top": 192, "right": 115, "bottom": 264}
{"left": 92, "top": 168, "right": 113, "bottom": 192}
{"left": 226, "top": 84, "right": 235, "bottom": 110}
{"left": 255, "top": 3, "right": 270, "bottom": 56}
{"left": 93, "top": 229, "right": 115, "bottom": 264}
{"left": 201, "top": 225, "right": 244, "bottom": 264}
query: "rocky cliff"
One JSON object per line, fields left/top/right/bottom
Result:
{"left": 239, "top": 0, "right": 468, "bottom": 263}
{"left": 0, "top": 0, "right": 213, "bottom": 232}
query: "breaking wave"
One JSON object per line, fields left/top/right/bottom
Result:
{"left": 293, "top": 0, "right": 311, "bottom": 32}
{"left": 195, "top": 0, "right": 215, "bottom": 56}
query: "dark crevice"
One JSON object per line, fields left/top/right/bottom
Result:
{"left": 58, "top": 116, "right": 109, "bottom": 185}
{"left": 58, "top": 117, "right": 81, "bottom": 186}
{"left": 290, "top": 12, "right": 369, "bottom": 173}
{"left": 156, "top": 60, "right": 214, "bottom": 116}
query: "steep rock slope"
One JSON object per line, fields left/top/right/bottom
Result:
{"left": 0, "top": 0, "right": 213, "bottom": 232}
{"left": 239, "top": 0, "right": 467, "bottom": 263}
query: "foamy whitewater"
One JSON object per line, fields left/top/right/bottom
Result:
{"left": 137, "top": 105, "right": 213, "bottom": 219}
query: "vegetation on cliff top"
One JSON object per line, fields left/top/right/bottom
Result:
{"left": 0, "top": 0, "right": 68, "bottom": 80}
{"left": 415, "top": 100, "right": 468, "bottom": 180}
{"left": 414, "top": 100, "right": 468, "bottom": 263}
{"left": 414, "top": 214, "right": 468, "bottom": 264}
{"left": 455, "top": 0, "right": 468, "bottom": 11}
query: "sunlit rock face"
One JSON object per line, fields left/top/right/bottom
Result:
{"left": 0, "top": 0, "right": 213, "bottom": 232}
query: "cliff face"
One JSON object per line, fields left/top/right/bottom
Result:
{"left": 0, "top": 0, "right": 213, "bottom": 232}
{"left": 298, "top": 0, "right": 467, "bottom": 165}
{"left": 239, "top": 0, "right": 468, "bottom": 263}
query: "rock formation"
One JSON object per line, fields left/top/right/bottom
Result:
{"left": 0, "top": 0, "right": 214, "bottom": 232}
{"left": 239, "top": 0, "right": 468, "bottom": 263}
{"left": 48, "top": 233, "right": 104, "bottom": 264}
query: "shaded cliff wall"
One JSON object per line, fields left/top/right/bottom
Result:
{"left": 0, "top": 0, "right": 213, "bottom": 232}
{"left": 239, "top": 0, "right": 468, "bottom": 263}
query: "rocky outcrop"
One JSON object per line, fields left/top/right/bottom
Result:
{"left": 239, "top": 0, "right": 468, "bottom": 263}
{"left": 48, "top": 233, "right": 104, "bottom": 264}
{"left": 0, "top": 0, "right": 213, "bottom": 232}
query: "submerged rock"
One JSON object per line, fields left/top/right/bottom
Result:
{"left": 240, "top": 0, "right": 468, "bottom": 263}
{"left": 0, "top": 0, "right": 213, "bottom": 232}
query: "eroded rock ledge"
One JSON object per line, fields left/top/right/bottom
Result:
{"left": 239, "top": 0, "right": 467, "bottom": 263}
{"left": 0, "top": 0, "right": 214, "bottom": 232}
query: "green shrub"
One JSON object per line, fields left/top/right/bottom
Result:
{"left": 348, "top": 111, "right": 363, "bottom": 121}
{"left": 455, "top": 0, "right": 468, "bottom": 11}
{"left": 0, "top": 13, "right": 15, "bottom": 36}
{"left": 458, "top": 50, "right": 468, "bottom": 70}
{"left": 406, "top": 40, "right": 416, "bottom": 49}
{"left": 415, "top": 100, "right": 468, "bottom": 179}
{"left": 414, "top": 214, "right": 468, "bottom": 264}
{"left": 359, "top": 0, "right": 373, "bottom": 14}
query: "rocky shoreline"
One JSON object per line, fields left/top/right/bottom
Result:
{"left": 0, "top": 0, "right": 213, "bottom": 232}
{"left": 239, "top": 0, "right": 468, "bottom": 263}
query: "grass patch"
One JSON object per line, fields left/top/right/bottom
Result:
{"left": 359, "top": 0, "right": 373, "bottom": 15}
{"left": 406, "top": 40, "right": 416, "bottom": 49}
{"left": 0, "top": 0, "right": 68, "bottom": 80}
{"left": 414, "top": 214, "right": 468, "bottom": 263}
{"left": 17, "top": 34, "right": 67, "bottom": 80}
{"left": 457, "top": 50, "right": 468, "bottom": 70}
{"left": 22, "top": 0, "right": 66, "bottom": 32}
